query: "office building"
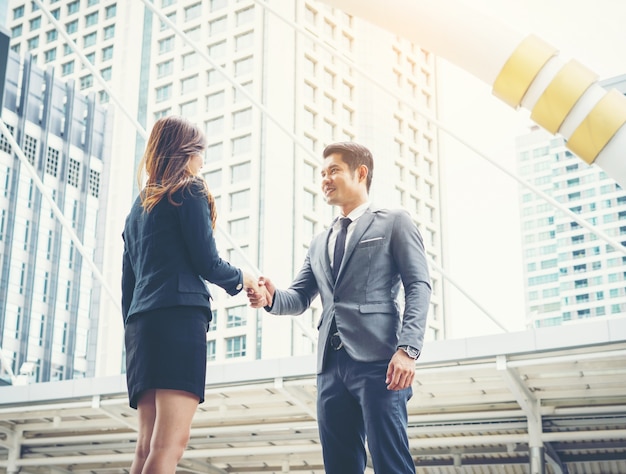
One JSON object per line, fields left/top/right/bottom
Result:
{"left": 5, "top": 0, "right": 444, "bottom": 376}
{"left": 0, "top": 44, "right": 110, "bottom": 383}
{"left": 516, "top": 75, "right": 626, "bottom": 328}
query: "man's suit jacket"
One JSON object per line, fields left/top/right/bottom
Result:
{"left": 268, "top": 206, "right": 431, "bottom": 373}
{"left": 121, "top": 179, "right": 242, "bottom": 326}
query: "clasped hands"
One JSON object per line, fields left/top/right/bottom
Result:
{"left": 243, "top": 274, "right": 274, "bottom": 309}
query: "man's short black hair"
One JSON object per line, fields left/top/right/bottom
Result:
{"left": 323, "top": 142, "right": 373, "bottom": 192}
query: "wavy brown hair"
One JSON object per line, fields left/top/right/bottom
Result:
{"left": 137, "top": 116, "right": 217, "bottom": 228}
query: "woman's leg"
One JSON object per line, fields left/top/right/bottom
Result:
{"left": 141, "top": 389, "right": 200, "bottom": 474}
{"left": 130, "top": 390, "right": 157, "bottom": 474}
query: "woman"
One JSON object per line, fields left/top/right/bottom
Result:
{"left": 121, "top": 116, "right": 264, "bottom": 473}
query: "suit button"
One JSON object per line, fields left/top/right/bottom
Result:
{"left": 334, "top": 296, "right": 339, "bottom": 302}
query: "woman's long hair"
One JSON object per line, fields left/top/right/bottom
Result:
{"left": 137, "top": 116, "right": 217, "bottom": 228}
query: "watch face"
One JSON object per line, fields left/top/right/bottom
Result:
{"left": 402, "top": 346, "right": 419, "bottom": 359}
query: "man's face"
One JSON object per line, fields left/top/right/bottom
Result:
{"left": 321, "top": 152, "right": 364, "bottom": 208}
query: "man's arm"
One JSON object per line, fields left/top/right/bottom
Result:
{"left": 392, "top": 210, "right": 432, "bottom": 351}
{"left": 386, "top": 210, "right": 432, "bottom": 390}
{"left": 248, "top": 253, "right": 320, "bottom": 315}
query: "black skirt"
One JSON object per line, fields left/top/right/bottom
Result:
{"left": 124, "top": 306, "right": 211, "bottom": 409}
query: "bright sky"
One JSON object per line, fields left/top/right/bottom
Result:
{"left": 438, "top": 0, "right": 626, "bottom": 338}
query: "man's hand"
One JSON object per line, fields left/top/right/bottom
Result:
{"left": 247, "top": 275, "right": 275, "bottom": 308}
{"left": 385, "top": 349, "right": 416, "bottom": 390}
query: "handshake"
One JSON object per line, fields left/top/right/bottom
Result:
{"left": 243, "top": 274, "right": 275, "bottom": 309}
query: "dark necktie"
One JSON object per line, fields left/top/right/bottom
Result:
{"left": 332, "top": 217, "right": 352, "bottom": 281}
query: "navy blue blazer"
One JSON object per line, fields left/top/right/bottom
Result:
{"left": 121, "top": 178, "right": 242, "bottom": 325}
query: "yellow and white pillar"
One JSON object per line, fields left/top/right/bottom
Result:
{"left": 321, "top": 0, "right": 626, "bottom": 188}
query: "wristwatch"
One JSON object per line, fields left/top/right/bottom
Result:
{"left": 398, "top": 345, "right": 420, "bottom": 359}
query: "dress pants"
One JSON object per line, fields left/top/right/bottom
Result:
{"left": 316, "top": 346, "right": 416, "bottom": 474}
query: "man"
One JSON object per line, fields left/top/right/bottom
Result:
{"left": 250, "top": 142, "right": 431, "bottom": 473}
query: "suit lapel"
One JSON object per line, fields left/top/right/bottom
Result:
{"left": 321, "top": 222, "right": 335, "bottom": 285}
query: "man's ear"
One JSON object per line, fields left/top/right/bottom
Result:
{"left": 358, "top": 164, "right": 369, "bottom": 183}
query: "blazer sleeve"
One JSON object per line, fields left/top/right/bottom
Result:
{"left": 267, "top": 251, "right": 319, "bottom": 315}
{"left": 177, "top": 182, "right": 242, "bottom": 296}
{"left": 391, "top": 210, "right": 432, "bottom": 351}
{"left": 121, "top": 230, "right": 135, "bottom": 324}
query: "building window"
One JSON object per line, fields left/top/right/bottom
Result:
{"left": 206, "top": 143, "right": 223, "bottom": 162}
{"left": 67, "top": 158, "right": 80, "bottom": 187}
{"left": 13, "top": 5, "right": 25, "bottom": 19}
{"left": 185, "top": 3, "right": 202, "bottom": 21}
{"left": 208, "top": 40, "right": 226, "bottom": 59}
{"left": 46, "top": 147, "right": 59, "bottom": 177}
{"left": 101, "top": 66, "right": 112, "bottom": 80}
{"left": 84, "top": 32, "right": 97, "bottom": 47}
{"left": 42, "top": 272, "right": 49, "bottom": 302}
{"left": 236, "top": 6, "right": 254, "bottom": 25}
{"left": 46, "top": 29, "right": 58, "bottom": 42}
{"left": 226, "top": 305, "right": 247, "bottom": 328}
{"left": 207, "top": 90, "right": 225, "bottom": 110}
{"left": 105, "top": 4, "right": 117, "bottom": 19}
{"left": 30, "top": 16, "right": 42, "bottom": 31}
{"left": 207, "top": 340, "right": 216, "bottom": 361}
{"left": 182, "top": 52, "right": 197, "bottom": 70}
{"left": 19, "top": 263, "right": 26, "bottom": 294}
{"left": 0, "top": 125, "right": 15, "bottom": 155}
{"left": 233, "top": 108, "right": 252, "bottom": 128}
{"left": 89, "top": 169, "right": 100, "bottom": 198}
{"left": 80, "top": 75, "right": 93, "bottom": 89}
{"left": 61, "top": 61, "right": 74, "bottom": 76}
{"left": 209, "top": 16, "right": 227, "bottom": 35}
{"left": 211, "top": 0, "right": 228, "bottom": 12}
{"left": 235, "top": 31, "right": 254, "bottom": 51}
{"left": 11, "top": 25, "right": 23, "bottom": 39}
{"left": 157, "top": 60, "right": 173, "bottom": 78}
{"left": 206, "top": 169, "right": 222, "bottom": 189}
{"left": 65, "top": 280, "right": 72, "bottom": 310}
{"left": 232, "top": 134, "right": 251, "bottom": 155}
{"left": 230, "top": 189, "right": 250, "bottom": 211}
{"left": 0, "top": 210, "right": 6, "bottom": 241}
{"left": 103, "top": 24, "right": 115, "bottom": 40}
{"left": 225, "top": 335, "right": 246, "bottom": 358}
{"left": 67, "top": 1, "right": 80, "bottom": 14}
{"left": 85, "top": 11, "right": 99, "bottom": 26}
{"left": 24, "top": 135, "right": 38, "bottom": 165}
{"left": 181, "top": 75, "right": 198, "bottom": 94}
{"left": 159, "top": 36, "right": 174, "bottom": 54}
{"left": 43, "top": 48, "right": 57, "bottom": 63}
{"left": 235, "top": 57, "right": 253, "bottom": 76}
{"left": 229, "top": 217, "right": 249, "bottom": 238}
{"left": 23, "top": 220, "right": 30, "bottom": 250}
{"left": 27, "top": 36, "right": 39, "bottom": 50}
{"left": 155, "top": 84, "right": 172, "bottom": 102}
{"left": 231, "top": 161, "right": 251, "bottom": 183}
{"left": 66, "top": 19, "right": 78, "bottom": 34}
{"left": 180, "top": 100, "right": 197, "bottom": 117}
{"left": 102, "top": 45, "right": 114, "bottom": 61}
{"left": 206, "top": 117, "right": 224, "bottom": 137}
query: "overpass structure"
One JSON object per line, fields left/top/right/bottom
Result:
{"left": 0, "top": 316, "right": 624, "bottom": 474}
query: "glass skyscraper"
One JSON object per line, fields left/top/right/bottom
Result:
{"left": 0, "top": 47, "right": 110, "bottom": 383}
{"left": 516, "top": 75, "right": 626, "bottom": 328}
